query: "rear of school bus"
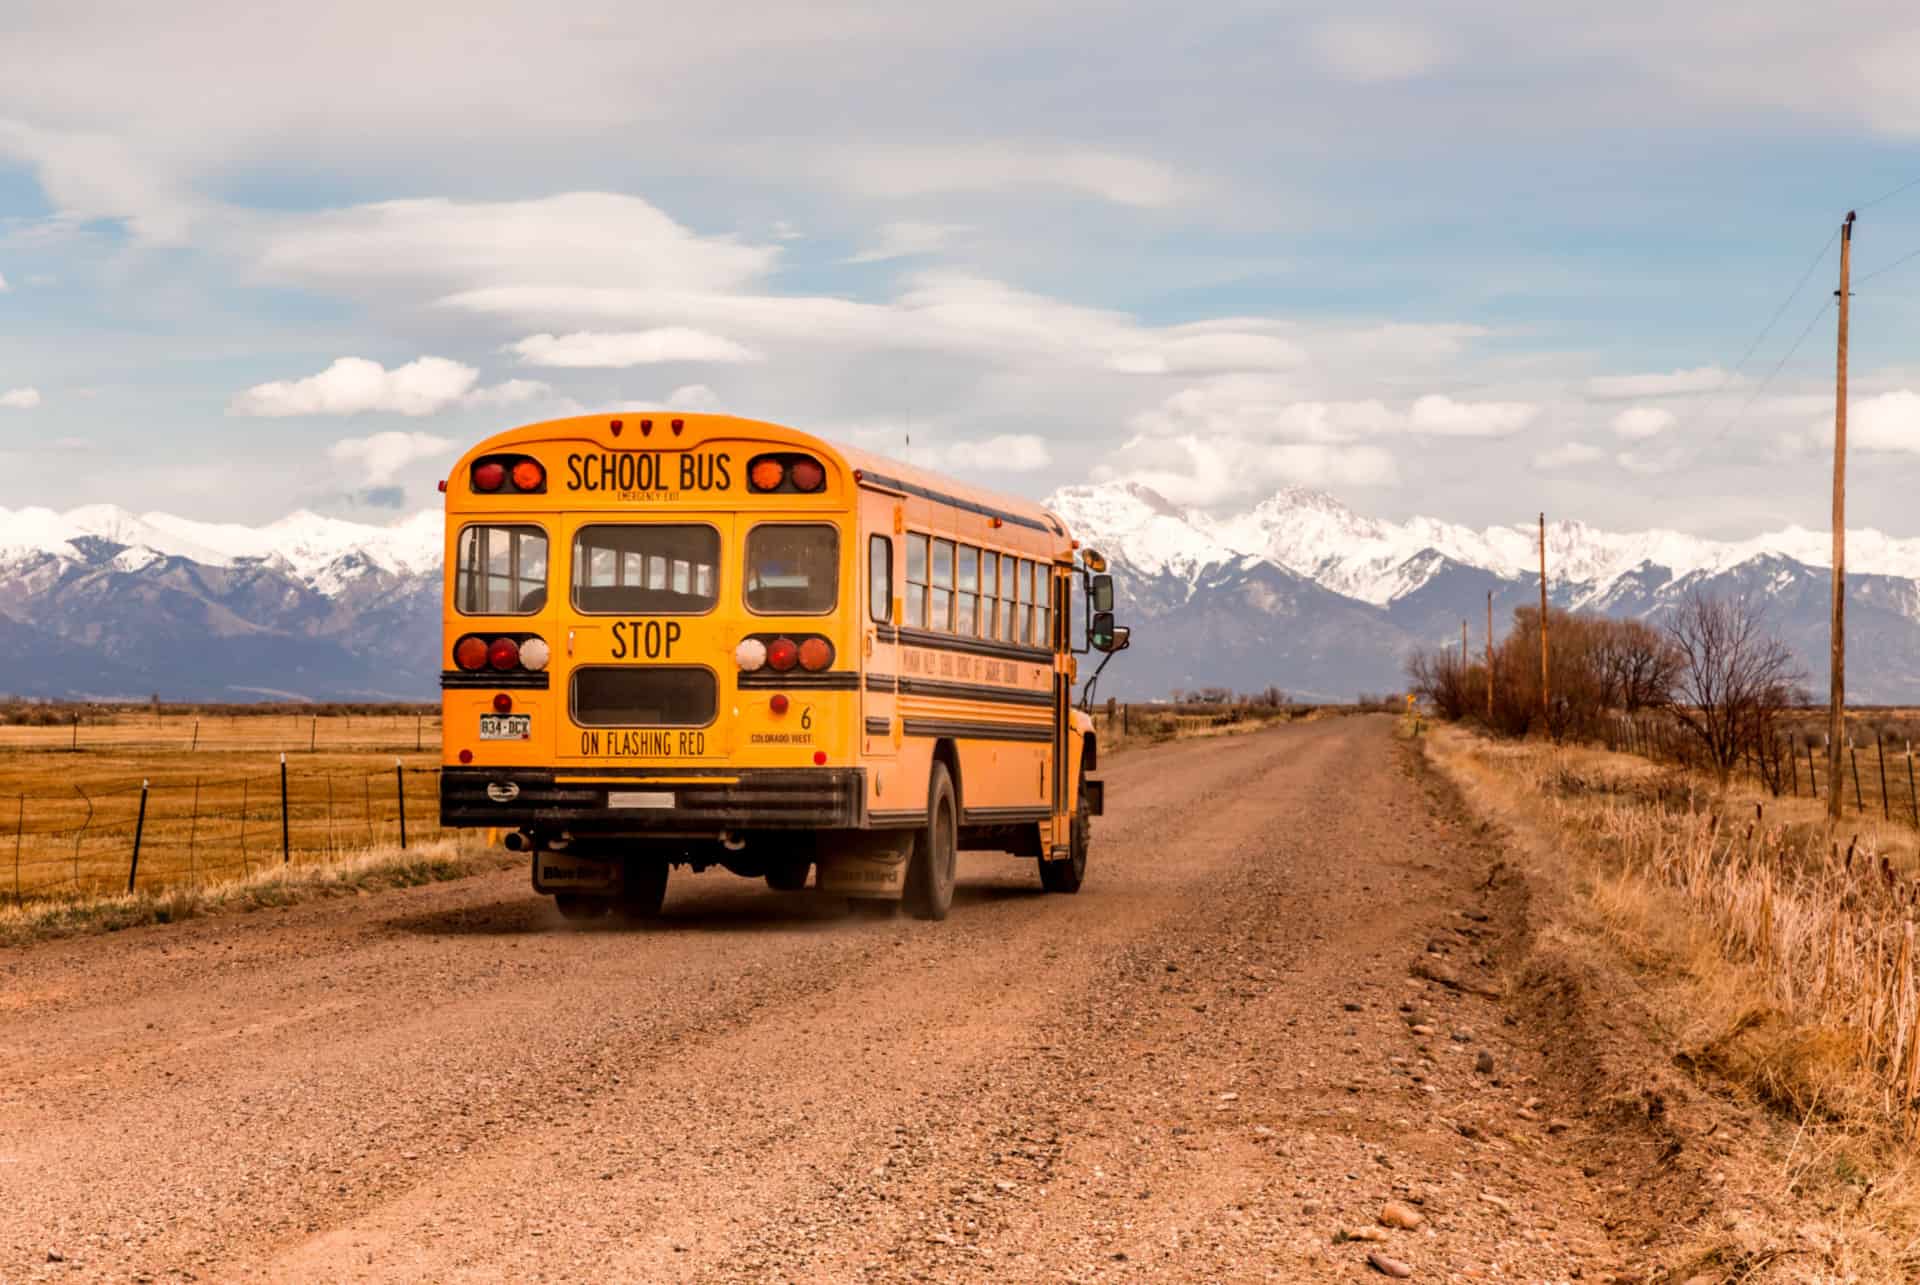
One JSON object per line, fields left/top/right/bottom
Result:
{"left": 438, "top": 413, "right": 905, "bottom": 918}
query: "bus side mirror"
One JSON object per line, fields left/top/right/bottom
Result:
{"left": 1111, "top": 625, "right": 1131, "bottom": 652}
{"left": 1089, "top": 572, "right": 1114, "bottom": 614}
{"left": 1090, "top": 611, "right": 1120, "bottom": 652}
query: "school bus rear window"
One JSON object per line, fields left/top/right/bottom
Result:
{"left": 745, "top": 524, "right": 839, "bottom": 614}
{"left": 456, "top": 524, "right": 548, "bottom": 615}
{"left": 572, "top": 524, "right": 719, "bottom": 615}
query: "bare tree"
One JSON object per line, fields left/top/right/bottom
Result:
{"left": 1591, "top": 618, "right": 1681, "bottom": 713}
{"left": 1661, "top": 591, "right": 1806, "bottom": 784}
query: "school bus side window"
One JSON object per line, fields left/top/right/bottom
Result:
{"left": 981, "top": 550, "right": 1000, "bottom": 639}
{"left": 745, "top": 524, "right": 839, "bottom": 614}
{"left": 955, "top": 545, "right": 979, "bottom": 636}
{"left": 1035, "top": 563, "right": 1053, "bottom": 649}
{"left": 457, "top": 524, "right": 548, "bottom": 615}
{"left": 904, "top": 534, "right": 928, "bottom": 628}
{"left": 868, "top": 534, "right": 892, "bottom": 624}
{"left": 930, "top": 539, "right": 954, "bottom": 632}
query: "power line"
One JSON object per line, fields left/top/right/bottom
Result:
{"left": 1859, "top": 172, "right": 1920, "bottom": 211}
{"left": 1705, "top": 295, "right": 1833, "bottom": 445}
{"left": 1853, "top": 243, "right": 1920, "bottom": 288}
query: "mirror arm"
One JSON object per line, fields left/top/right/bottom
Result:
{"left": 1077, "top": 647, "right": 1120, "bottom": 713}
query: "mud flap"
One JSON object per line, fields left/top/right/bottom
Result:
{"left": 1084, "top": 778, "right": 1105, "bottom": 817}
{"left": 816, "top": 831, "right": 913, "bottom": 899}
{"left": 532, "top": 850, "right": 623, "bottom": 896}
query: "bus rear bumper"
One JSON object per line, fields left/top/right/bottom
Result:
{"left": 440, "top": 766, "right": 866, "bottom": 833}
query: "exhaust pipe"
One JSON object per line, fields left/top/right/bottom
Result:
{"left": 720, "top": 830, "right": 747, "bottom": 852}
{"left": 504, "top": 831, "right": 529, "bottom": 852}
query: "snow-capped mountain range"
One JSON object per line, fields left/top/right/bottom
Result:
{"left": 2, "top": 485, "right": 1916, "bottom": 702}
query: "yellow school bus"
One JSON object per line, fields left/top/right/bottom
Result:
{"left": 438, "top": 412, "right": 1130, "bottom": 921}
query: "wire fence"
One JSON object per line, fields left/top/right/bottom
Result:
{"left": 0, "top": 712, "right": 442, "bottom": 756}
{"left": 4, "top": 759, "right": 448, "bottom": 904}
{"left": 1606, "top": 713, "right": 1920, "bottom": 827}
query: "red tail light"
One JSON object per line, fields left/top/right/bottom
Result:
{"left": 766, "top": 637, "right": 799, "bottom": 671}
{"left": 493, "top": 693, "right": 513, "bottom": 713}
{"left": 790, "top": 458, "right": 825, "bottom": 492}
{"left": 487, "top": 637, "right": 521, "bottom": 670}
{"left": 798, "top": 637, "right": 834, "bottom": 671}
{"left": 511, "top": 459, "right": 545, "bottom": 491}
{"left": 750, "top": 458, "right": 785, "bottom": 491}
{"left": 472, "top": 461, "right": 506, "bottom": 492}
{"left": 454, "top": 636, "right": 489, "bottom": 670}
{"left": 769, "top": 694, "right": 790, "bottom": 715}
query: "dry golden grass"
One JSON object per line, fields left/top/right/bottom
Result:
{"left": 0, "top": 715, "right": 447, "bottom": 903}
{"left": 0, "top": 838, "right": 514, "bottom": 947}
{"left": 1430, "top": 722, "right": 1920, "bottom": 1273}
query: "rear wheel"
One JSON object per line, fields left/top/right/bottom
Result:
{"left": 904, "top": 762, "right": 957, "bottom": 920}
{"left": 616, "top": 862, "right": 670, "bottom": 921}
{"left": 1039, "top": 772, "right": 1090, "bottom": 894}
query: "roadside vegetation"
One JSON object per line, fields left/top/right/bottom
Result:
{"left": 1411, "top": 591, "right": 1920, "bottom": 1274}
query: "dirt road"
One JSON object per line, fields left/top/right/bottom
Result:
{"left": 2, "top": 717, "right": 1642, "bottom": 1281}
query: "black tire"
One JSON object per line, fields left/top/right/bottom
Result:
{"left": 1039, "top": 772, "right": 1090, "bottom": 894}
{"left": 765, "top": 858, "right": 812, "bottom": 893}
{"left": 615, "top": 863, "right": 670, "bottom": 921}
{"left": 554, "top": 893, "right": 610, "bottom": 922}
{"left": 904, "top": 762, "right": 958, "bottom": 920}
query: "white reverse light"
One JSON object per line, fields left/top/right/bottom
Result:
{"left": 519, "top": 636, "right": 551, "bottom": 671}
{"left": 734, "top": 637, "right": 768, "bottom": 671}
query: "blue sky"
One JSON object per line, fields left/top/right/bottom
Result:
{"left": 3, "top": 1, "right": 1920, "bottom": 537}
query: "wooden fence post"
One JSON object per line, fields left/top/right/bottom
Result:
{"left": 1852, "top": 743, "right": 1866, "bottom": 813}
{"left": 126, "top": 780, "right": 149, "bottom": 895}
{"left": 12, "top": 794, "right": 22, "bottom": 906}
{"left": 280, "top": 753, "right": 291, "bottom": 864}
{"left": 396, "top": 760, "right": 408, "bottom": 851}
{"left": 1879, "top": 732, "right": 1891, "bottom": 820}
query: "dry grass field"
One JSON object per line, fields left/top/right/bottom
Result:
{"left": 1429, "top": 719, "right": 1920, "bottom": 1265}
{"left": 0, "top": 710, "right": 448, "bottom": 902}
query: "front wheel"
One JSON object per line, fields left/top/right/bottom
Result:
{"left": 904, "top": 762, "right": 957, "bottom": 920}
{"left": 1039, "top": 773, "right": 1090, "bottom": 894}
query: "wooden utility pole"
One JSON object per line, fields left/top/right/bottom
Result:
{"left": 1485, "top": 590, "right": 1494, "bottom": 720}
{"left": 1538, "top": 513, "right": 1550, "bottom": 717}
{"left": 1461, "top": 618, "right": 1468, "bottom": 667}
{"left": 1828, "top": 211, "right": 1855, "bottom": 822}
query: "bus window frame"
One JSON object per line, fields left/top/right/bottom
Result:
{"left": 569, "top": 522, "right": 723, "bottom": 618}
{"left": 868, "top": 534, "right": 893, "bottom": 625}
{"left": 454, "top": 522, "right": 549, "bottom": 617}
{"left": 743, "top": 521, "right": 842, "bottom": 617}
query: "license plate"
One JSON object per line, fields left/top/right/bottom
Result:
{"left": 608, "top": 790, "right": 675, "bottom": 809}
{"left": 479, "top": 714, "right": 531, "bottom": 740}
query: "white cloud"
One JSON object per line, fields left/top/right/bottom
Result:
{"left": 0, "top": 119, "right": 205, "bottom": 246}
{"left": 665, "top": 384, "right": 723, "bottom": 411}
{"left": 1106, "top": 330, "right": 1306, "bottom": 375}
{"left": 1533, "top": 441, "right": 1604, "bottom": 471}
{"left": 1611, "top": 405, "right": 1676, "bottom": 439}
{"left": 830, "top": 143, "right": 1193, "bottom": 208}
{"left": 1841, "top": 389, "right": 1920, "bottom": 453}
{"left": 0, "top": 270, "right": 8, "bottom": 292}
{"left": 462, "top": 378, "right": 551, "bottom": 407}
{"left": 1311, "top": 19, "right": 1453, "bottom": 83}
{"left": 833, "top": 427, "right": 1052, "bottom": 474}
{"left": 1406, "top": 395, "right": 1538, "bottom": 437}
{"left": 507, "top": 328, "right": 761, "bottom": 368}
{"left": 1, "top": 386, "right": 42, "bottom": 409}
{"left": 1107, "top": 433, "right": 1398, "bottom": 506}
{"left": 230, "top": 357, "right": 479, "bottom": 417}
{"left": 846, "top": 221, "right": 968, "bottom": 264}
{"left": 1615, "top": 445, "right": 1687, "bottom": 475}
{"left": 327, "top": 431, "right": 456, "bottom": 484}
{"left": 1587, "top": 365, "right": 1733, "bottom": 399}
{"left": 254, "top": 193, "right": 774, "bottom": 298}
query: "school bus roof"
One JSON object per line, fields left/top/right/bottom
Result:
{"left": 461, "top": 412, "right": 1074, "bottom": 550}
